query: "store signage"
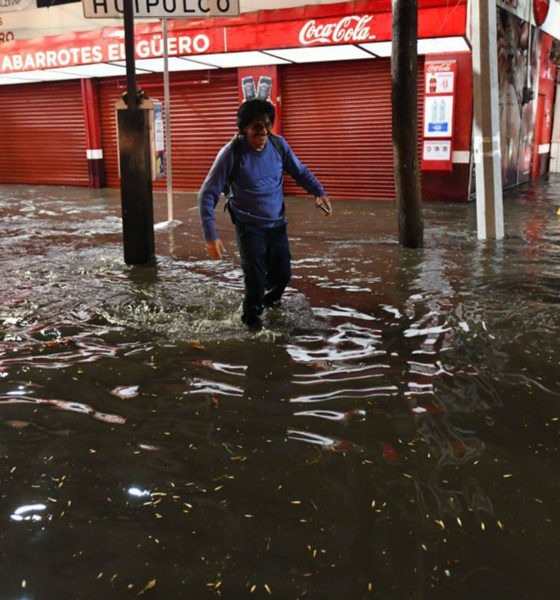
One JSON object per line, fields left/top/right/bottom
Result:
{"left": 0, "top": 15, "right": 15, "bottom": 42}
{"left": 225, "top": 4, "right": 465, "bottom": 52}
{"left": 298, "top": 15, "right": 376, "bottom": 45}
{"left": 0, "top": 27, "right": 222, "bottom": 72}
{"left": 82, "top": 0, "right": 239, "bottom": 18}
{"left": 422, "top": 61, "right": 457, "bottom": 172}
{"left": 426, "top": 62, "right": 455, "bottom": 93}
{"left": 0, "top": 3, "right": 468, "bottom": 74}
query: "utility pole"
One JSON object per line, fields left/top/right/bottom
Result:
{"left": 117, "top": 0, "right": 155, "bottom": 265}
{"left": 471, "top": 0, "right": 504, "bottom": 240}
{"left": 391, "top": 0, "right": 424, "bottom": 248}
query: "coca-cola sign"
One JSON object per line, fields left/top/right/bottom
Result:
{"left": 299, "top": 15, "right": 376, "bottom": 46}
{"left": 427, "top": 62, "right": 454, "bottom": 73}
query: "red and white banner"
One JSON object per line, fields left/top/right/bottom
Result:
{"left": 225, "top": 5, "right": 466, "bottom": 52}
{"left": 0, "top": 26, "right": 224, "bottom": 72}
{"left": 0, "top": 0, "right": 467, "bottom": 74}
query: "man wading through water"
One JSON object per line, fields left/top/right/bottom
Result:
{"left": 198, "top": 99, "right": 332, "bottom": 330}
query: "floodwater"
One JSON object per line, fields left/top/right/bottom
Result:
{"left": 0, "top": 178, "right": 559, "bottom": 600}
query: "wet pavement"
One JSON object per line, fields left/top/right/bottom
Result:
{"left": 0, "top": 177, "right": 559, "bottom": 599}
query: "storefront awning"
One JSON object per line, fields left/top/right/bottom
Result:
{"left": 0, "top": 0, "right": 469, "bottom": 83}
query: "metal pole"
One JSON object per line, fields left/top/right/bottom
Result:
{"left": 163, "top": 17, "right": 174, "bottom": 222}
{"left": 119, "top": 0, "right": 155, "bottom": 264}
{"left": 472, "top": 0, "right": 504, "bottom": 240}
{"left": 123, "top": 0, "right": 136, "bottom": 110}
{"left": 391, "top": 0, "right": 424, "bottom": 248}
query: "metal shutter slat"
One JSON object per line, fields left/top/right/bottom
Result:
{"left": 0, "top": 81, "right": 89, "bottom": 186}
{"left": 99, "top": 71, "right": 238, "bottom": 191}
{"left": 281, "top": 59, "right": 423, "bottom": 201}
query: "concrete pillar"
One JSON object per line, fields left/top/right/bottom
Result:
{"left": 471, "top": 0, "right": 504, "bottom": 240}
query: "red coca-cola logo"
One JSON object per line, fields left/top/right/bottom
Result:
{"left": 533, "top": 0, "right": 550, "bottom": 26}
{"left": 299, "top": 15, "right": 376, "bottom": 46}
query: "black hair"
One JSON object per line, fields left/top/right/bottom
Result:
{"left": 236, "top": 99, "right": 276, "bottom": 132}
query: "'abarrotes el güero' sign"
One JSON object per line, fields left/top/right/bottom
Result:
{"left": 82, "top": 0, "right": 239, "bottom": 18}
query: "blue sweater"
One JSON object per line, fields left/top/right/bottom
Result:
{"left": 198, "top": 134, "right": 326, "bottom": 242}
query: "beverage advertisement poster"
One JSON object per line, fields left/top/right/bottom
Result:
{"left": 426, "top": 70, "right": 455, "bottom": 94}
{"left": 424, "top": 95, "right": 454, "bottom": 137}
{"left": 421, "top": 60, "right": 456, "bottom": 171}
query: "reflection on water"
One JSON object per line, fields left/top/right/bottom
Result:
{"left": 0, "top": 181, "right": 559, "bottom": 598}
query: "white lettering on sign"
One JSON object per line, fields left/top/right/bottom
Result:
{"left": 427, "top": 62, "right": 454, "bottom": 73}
{"left": 298, "top": 15, "right": 376, "bottom": 46}
{"left": 82, "top": 0, "right": 239, "bottom": 19}
{"left": 0, "top": 33, "right": 212, "bottom": 73}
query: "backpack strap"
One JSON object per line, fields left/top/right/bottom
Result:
{"left": 223, "top": 134, "right": 241, "bottom": 199}
{"left": 267, "top": 133, "right": 286, "bottom": 165}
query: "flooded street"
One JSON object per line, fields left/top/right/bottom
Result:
{"left": 1, "top": 178, "right": 559, "bottom": 599}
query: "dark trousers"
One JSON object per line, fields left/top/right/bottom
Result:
{"left": 235, "top": 221, "right": 291, "bottom": 324}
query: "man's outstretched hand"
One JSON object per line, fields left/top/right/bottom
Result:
{"left": 206, "top": 238, "right": 226, "bottom": 259}
{"left": 315, "top": 196, "right": 332, "bottom": 215}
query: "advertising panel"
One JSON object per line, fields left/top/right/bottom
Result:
{"left": 226, "top": 5, "right": 467, "bottom": 52}
{"left": 497, "top": 8, "right": 540, "bottom": 186}
{"left": 421, "top": 60, "right": 457, "bottom": 172}
{"left": 153, "top": 101, "right": 165, "bottom": 181}
{"left": 423, "top": 140, "right": 452, "bottom": 162}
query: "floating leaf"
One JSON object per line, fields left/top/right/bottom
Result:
{"left": 189, "top": 339, "right": 206, "bottom": 350}
{"left": 138, "top": 579, "right": 156, "bottom": 595}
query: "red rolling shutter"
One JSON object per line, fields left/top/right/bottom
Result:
{"left": 0, "top": 81, "right": 88, "bottom": 186}
{"left": 281, "top": 58, "right": 424, "bottom": 201}
{"left": 98, "top": 70, "right": 238, "bottom": 191}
